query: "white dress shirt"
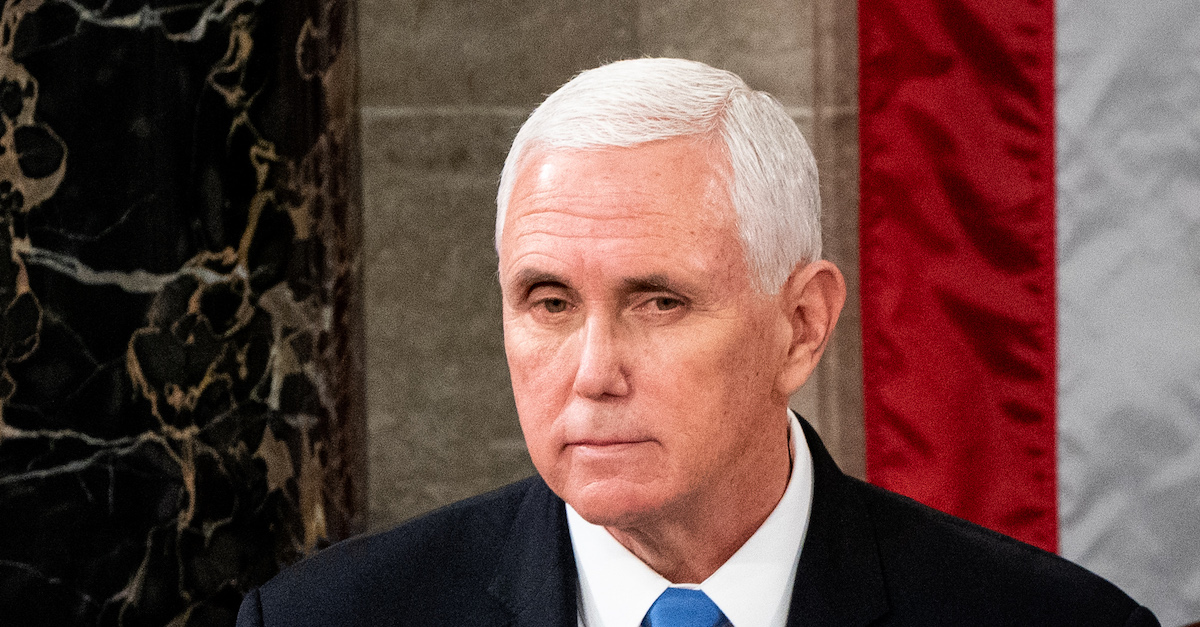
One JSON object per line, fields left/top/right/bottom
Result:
{"left": 567, "top": 410, "right": 814, "bottom": 627}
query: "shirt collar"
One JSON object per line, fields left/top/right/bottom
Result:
{"left": 567, "top": 410, "right": 814, "bottom": 627}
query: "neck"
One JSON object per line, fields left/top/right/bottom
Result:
{"left": 604, "top": 415, "right": 794, "bottom": 583}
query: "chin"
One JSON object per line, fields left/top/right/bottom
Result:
{"left": 559, "top": 476, "right": 671, "bottom": 529}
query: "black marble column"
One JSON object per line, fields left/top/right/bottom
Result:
{"left": 0, "top": 1, "right": 366, "bottom": 625}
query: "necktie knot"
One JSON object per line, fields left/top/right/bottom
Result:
{"left": 641, "top": 588, "right": 731, "bottom": 627}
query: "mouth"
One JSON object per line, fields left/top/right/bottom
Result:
{"left": 566, "top": 439, "right": 653, "bottom": 452}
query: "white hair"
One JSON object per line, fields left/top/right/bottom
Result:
{"left": 495, "top": 58, "right": 821, "bottom": 294}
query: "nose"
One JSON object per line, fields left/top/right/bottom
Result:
{"left": 572, "top": 315, "right": 630, "bottom": 400}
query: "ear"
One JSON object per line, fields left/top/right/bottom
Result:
{"left": 774, "top": 260, "right": 846, "bottom": 396}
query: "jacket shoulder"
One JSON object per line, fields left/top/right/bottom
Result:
{"left": 245, "top": 476, "right": 545, "bottom": 626}
{"left": 849, "top": 478, "right": 1158, "bottom": 625}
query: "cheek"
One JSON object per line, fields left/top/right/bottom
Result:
{"left": 639, "top": 318, "right": 782, "bottom": 433}
{"left": 649, "top": 318, "right": 776, "bottom": 386}
{"left": 506, "top": 324, "right": 573, "bottom": 387}
{"left": 505, "top": 324, "right": 577, "bottom": 441}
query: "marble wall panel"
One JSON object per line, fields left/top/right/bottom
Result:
{"left": 0, "top": 1, "right": 366, "bottom": 625}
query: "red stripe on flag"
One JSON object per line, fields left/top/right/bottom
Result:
{"left": 858, "top": 0, "right": 1058, "bottom": 551}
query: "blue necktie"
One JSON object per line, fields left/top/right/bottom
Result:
{"left": 641, "top": 588, "right": 732, "bottom": 627}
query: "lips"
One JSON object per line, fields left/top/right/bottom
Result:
{"left": 565, "top": 439, "right": 654, "bottom": 453}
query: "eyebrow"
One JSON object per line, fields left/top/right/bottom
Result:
{"left": 507, "top": 269, "right": 691, "bottom": 298}
{"left": 621, "top": 274, "right": 685, "bottom": 294}
{"left": 510, "top": 269, "right": 568, "bottom": 295}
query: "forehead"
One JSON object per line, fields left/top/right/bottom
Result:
{"left": 500, "top": 138, "right": 743, "bottom": 272}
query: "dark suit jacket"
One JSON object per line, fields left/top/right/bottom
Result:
{"left": 237, "top": 418, "right": 1158, "bottom": 626}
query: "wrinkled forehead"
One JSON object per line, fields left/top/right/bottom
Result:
{"left": 497, "top": 139, "right": 754, "bottom": 291}
{"left": 501, "top": 138, "right": 737, "bottom": 242}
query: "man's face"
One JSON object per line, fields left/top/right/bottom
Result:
{"left": 499, "top": 137, "right": 794, "bottom": 528}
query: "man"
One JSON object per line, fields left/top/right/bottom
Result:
{"left": 238, "top": 59, "right": 1157, "bottom": 626}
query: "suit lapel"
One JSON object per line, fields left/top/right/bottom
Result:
{"left": 788, "top": 418, "right": 890, "bottom": 627}
{"left": 488, "top": 478, "right": 579, "bottom": 627}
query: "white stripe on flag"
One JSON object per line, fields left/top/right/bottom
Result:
{"left": 1056, "top": 1, "right": 1200, "bottom": 624}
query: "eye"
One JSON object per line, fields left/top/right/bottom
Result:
{"left": 540, "top": 297, "right": 570, "bottom": 313}
{"left": 635, "top": 294, "right": 687, "bottom": 317}
{"left": 652, "top": 296, "right": 684, "bottom": 311}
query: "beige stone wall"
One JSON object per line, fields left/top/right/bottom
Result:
{"left": 359, "top": 0, "right": 861, "bottom": 531}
